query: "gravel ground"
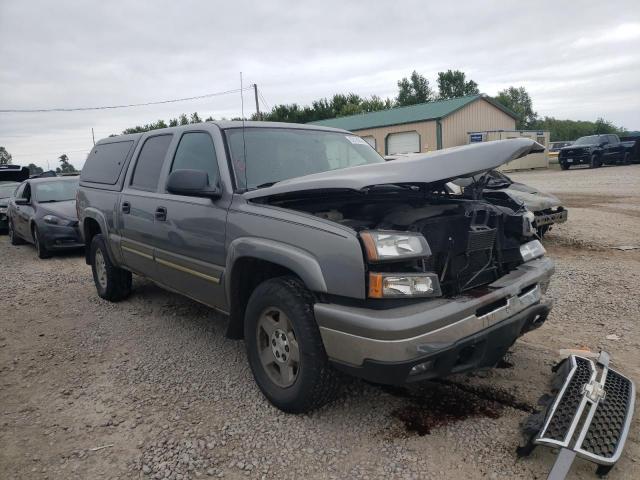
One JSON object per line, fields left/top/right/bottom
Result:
{"left": 1, "top": 164, "right": 639, "bottom": 479}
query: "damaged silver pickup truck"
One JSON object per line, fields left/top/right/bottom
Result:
{"left": 78, "top": 122, "right": 554, "bottom": 413}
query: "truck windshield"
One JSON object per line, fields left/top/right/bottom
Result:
{"left": 225, "top": 127, "right": 384, "bottom": 190}
{"left": 34, "top": 179, "right": 79, "bottom": 202}
{"left": 574, "top": 135, "right": 603, "bottom": 145}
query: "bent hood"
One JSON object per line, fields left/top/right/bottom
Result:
{"left": 244, "top": 138, "right": 544, "bottom": 199}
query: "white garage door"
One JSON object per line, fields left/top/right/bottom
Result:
{"left": 387, "top": 131, "right": 419, "bottom": 155}
{"left": 361, "top": 136, "right": 376, "bottom": 149}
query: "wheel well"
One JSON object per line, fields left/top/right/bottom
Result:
{"left": 226, "top": 257, "right": 300, "bottom": 340}
{"left": 83, "top": 218, "right": 102, "bottom": 264}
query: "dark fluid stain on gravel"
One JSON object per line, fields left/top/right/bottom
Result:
{"left": 387, "top": 381, "right": 534, "bottom": 436}
{"left": 496, "top": 358, "right": 514, "bottom": 369}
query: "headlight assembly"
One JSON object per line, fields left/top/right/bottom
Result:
{"left": 520, "top": 239, "right": 546, "bottom": 262}
{"left": 368, "top": 272, "right": 441, "bottom": 298}
{"left": 360, "top": 230, "right": 430, "bottom": 262}
{"left": 43, "top": 215, "right": 74, "bottom": 226}
{"left": 43, "top": 214, "right": 61, "bottom": 224}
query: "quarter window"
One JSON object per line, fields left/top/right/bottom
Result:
{"left": 170, "top": 132, "right": 219, "bottom": 187}
{"left": 130, "top": 135, "right": 173, "bottom": 191}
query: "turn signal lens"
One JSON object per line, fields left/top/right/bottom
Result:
{"left": 369, "top": 273, "right": 384, "bottom": 298}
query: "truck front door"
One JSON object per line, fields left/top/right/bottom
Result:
{"left": 151, "top": 131, "right": 230, "bottom": 309}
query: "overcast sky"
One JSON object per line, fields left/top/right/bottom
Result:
{"left": 1, "top": 0, "right": 639, "bottom": 170}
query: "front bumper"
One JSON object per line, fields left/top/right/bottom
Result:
{"left": 315, "top": 256, "right": 555, "bottom": 382}
{"left": 39, "top": 222, "right": 84, "bottom": 250}
{"left": 534, "top": 208, "right": 568, "bottom": 228}
{"left": 559, "top": 152, "right": 590, "bottom": 165}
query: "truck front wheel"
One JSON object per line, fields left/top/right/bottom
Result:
{"left": 589, "top": 154, "right": 601, "bottom": 168}
{"left": 90, "top": 234, "right": 132, "bottom": 301}
{"left": 244, "top": 276, "right": 341, "bottom": 413}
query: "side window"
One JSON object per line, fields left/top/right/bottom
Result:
{"left": 130, "top": 135, "right": 173, "bottom": 191}
{"left": 609, "top": 135, "right": 618, "bottom": 144}
{"left": 14, "top": 183, "right": 26, "bottom": 199}
{"left": 170, "top": 132, "right": 220, "bottom": 186}
{"left": 23, "top": 183, "right": 31, "bottom": 201}
{"left": 82, "top": 140, "right": 134, "bottom": 185}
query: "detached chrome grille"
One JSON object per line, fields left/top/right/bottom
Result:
{"left": 535, "top": 353, "right": 635, "bottom": 466}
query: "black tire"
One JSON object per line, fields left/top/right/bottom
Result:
{"left": 8, "top": 220, "right": 25, "bottom": 245}
{"left": 90, "top": 234, "right": 132, "bottom": 301}
{"left": 33, "top": 225, "right": 51, "bottom": 259}
{"left": 244, "top": 276, "right": 341, "bottom": 413}
{"left": 589, "top": 154, "right": 601, "bottom": 168}
{"left": 623, "top": 152, "right": 631, "bottom": 165}
{"left": 560, "top": 162, "right": 570, "bottom": 170}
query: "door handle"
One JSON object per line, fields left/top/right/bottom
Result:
{"left": 122, "top": 201, "right": 130, "bottom": 214}
{"left": 155, "top": 207, "right": 167, "bottom": 221}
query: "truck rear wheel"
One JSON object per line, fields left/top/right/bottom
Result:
{"left": 90, "top": 234, "right": 132, "bottom": 301}
{"left": 244, "top": 276, "right": 341, "bottom": 413}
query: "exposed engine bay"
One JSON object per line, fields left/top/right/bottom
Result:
{"left": 258, "top": 182, "right": 537, "bottom": 298}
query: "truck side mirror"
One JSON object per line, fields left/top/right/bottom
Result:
{"left": 14, "top": 198, "right": 29, "bottom": 205}
{"left": 167, "top": 169, "right": 221, "bottom": 199}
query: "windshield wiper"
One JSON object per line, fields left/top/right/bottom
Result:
{"left": 38, "top": 199, "right": 60, "bottom": 203}
{"left": 254, "top": 181, "right": 279, "bottom": 189}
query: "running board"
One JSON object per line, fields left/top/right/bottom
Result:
{"left": 518, "top": 352, "right": 635, "bottom": 479}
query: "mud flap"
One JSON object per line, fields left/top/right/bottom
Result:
{"left": 518, "top": 352, "right": 635, "bottom": 479}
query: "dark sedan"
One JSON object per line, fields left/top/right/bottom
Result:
{"left": 7, "top": 177, "right": 83, "bottom": 258}
{"left": 1, "top": 165, "right": 30, "bottom": 233}
{"left": 0, "top": 182, "right": 20, "bottom": 232}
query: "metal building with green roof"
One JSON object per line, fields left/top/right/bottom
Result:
{"left": 309, "top": 94, "right": 518, "bottom": 156}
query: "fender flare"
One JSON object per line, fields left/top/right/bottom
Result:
{"left": 224, "top": 237, "right": 327, "bottom": 304}
{"left": 82, "top": 208, "right": 118, "bottom": 264}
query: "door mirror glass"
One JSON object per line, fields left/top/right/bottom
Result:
{"left": 167, "top": 169, "right": 221, "bottom": 199}
{"left": 14, "top": 198, "right": 29, "bottom": 205}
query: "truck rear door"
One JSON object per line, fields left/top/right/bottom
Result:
{"left": 118, "top": 134, "right": 174, "bottom": 277}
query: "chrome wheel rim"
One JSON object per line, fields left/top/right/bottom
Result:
{"left": 94, "top": 249, "right": 107, "bottom": 289}
{"left": 256, "top": 307, "right": 300, "bottom": 388}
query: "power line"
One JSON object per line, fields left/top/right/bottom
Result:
{"left": 258, "top": 90, "right": 271, "bottom": 112}
{"left": 0, "top": 87, "right": 253, "bottom": 113}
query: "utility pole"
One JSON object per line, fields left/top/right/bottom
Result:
{"left": 91, "top": 128, "right": 95, "bottom": 146}
{"left": 253, "top": 83, "right": 260, "bottom": 120}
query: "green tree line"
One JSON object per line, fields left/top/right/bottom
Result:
{"left": 116, "top": 69, "right": 628, "bottom": 142}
